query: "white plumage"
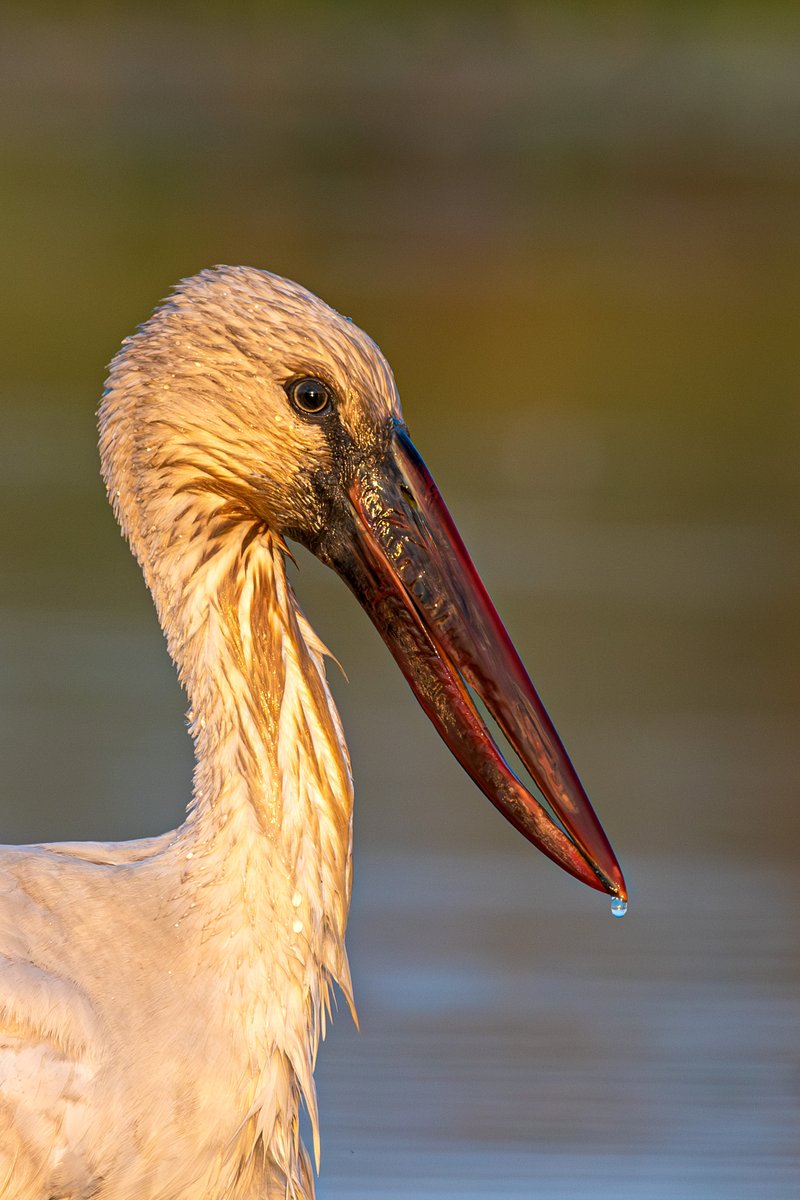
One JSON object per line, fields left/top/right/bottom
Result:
{"left": 0, "top": 269, "right": 373, "bottom": 1198}
{"left": 0, "top": 265, "right": 625, "bottom": 1199}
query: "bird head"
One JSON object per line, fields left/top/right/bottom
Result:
{"left": 100, "top": 265, "right": 626, "bottom": 902}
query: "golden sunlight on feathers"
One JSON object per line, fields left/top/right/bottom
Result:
{"left": 0, "top": 267, "right": 624, "bottom": 1199}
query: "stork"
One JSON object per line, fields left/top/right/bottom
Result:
{"left": 0, "top": 267, "right": 625, "bottom": 1199}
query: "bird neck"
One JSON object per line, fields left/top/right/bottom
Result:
{"left": 162, "top": 503, "right": 353, "bottom": 950}
{"left": 152, "top": 505, "right": 355, "bottom": 1182}
{"left": 102, "top": 391, "right": 356, "bottom": 1188}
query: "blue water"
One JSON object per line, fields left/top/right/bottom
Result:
{"left": 313, "top": 854, "right": 800, "bottom": 1199}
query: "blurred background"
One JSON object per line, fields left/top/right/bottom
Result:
{"left": 0, "top": 2, "right": 798, "bottom": 1196}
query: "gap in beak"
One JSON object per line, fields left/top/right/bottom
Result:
{"left": 465, "top": 678, "right": 573, "bottom": 841}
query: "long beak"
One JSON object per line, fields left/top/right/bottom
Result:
{"left": 323, "top": 422, "right": 626, "bottom": 900}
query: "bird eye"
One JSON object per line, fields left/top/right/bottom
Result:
{"left": 287, "top": 376, "right": 333, "bottom": 416}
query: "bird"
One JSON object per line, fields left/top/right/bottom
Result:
{"left": 0, "top": 266, "right": 625, "bottom": 1199}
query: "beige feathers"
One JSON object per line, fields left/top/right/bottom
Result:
{"left": 0, "top": 267, "right": 403, "bottom": 1198}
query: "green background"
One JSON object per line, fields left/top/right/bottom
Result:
{"left": 1, "top": 4, "right": 798, "bottom": 1196}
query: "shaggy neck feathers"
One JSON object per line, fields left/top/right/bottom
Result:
{"left": 99, "top": 387, "right": 355, "bottom": 1197}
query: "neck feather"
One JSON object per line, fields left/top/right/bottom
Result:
{"left": 143, "top": 489, "right": 355, "bottom": 1189}
{"left": 101, "top": 362, "right": 357, "bottom": 1192}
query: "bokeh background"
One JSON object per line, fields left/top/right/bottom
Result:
{"left": 1, "top": 3, "right": 798, "bottom": 1196}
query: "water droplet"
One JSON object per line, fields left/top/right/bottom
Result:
{"left": 611, "top": 897, "right": 627, "bottom": 918}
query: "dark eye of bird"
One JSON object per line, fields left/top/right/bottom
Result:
{"left": 288, "top": 376, "right": 333, "bottom": 416}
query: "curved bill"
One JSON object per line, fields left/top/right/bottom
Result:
{"left": 322, "top": 422, "right": 626, "bottom": 899}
